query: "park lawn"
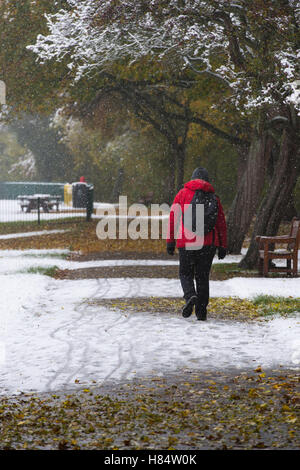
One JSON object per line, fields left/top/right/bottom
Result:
{"left": 0, "top": 219, "right": 166, "bottom": 254}
{"left": 0, "top": 218, "right": 298, "bottom": 450}
{"left": 0, "top": 217, "right": 292, "bottom": 257}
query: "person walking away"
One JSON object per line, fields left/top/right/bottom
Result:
{"left": 166, "top": 167, "right": 227, "bottom": 320}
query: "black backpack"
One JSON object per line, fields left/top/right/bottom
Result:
{"left": 183, "top": 190, "right": 218, "bottom": 237}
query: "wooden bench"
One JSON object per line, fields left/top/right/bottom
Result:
{"left": 256, "top": 217, "right": 300, "bottom": 277}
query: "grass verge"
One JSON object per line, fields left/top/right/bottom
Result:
{"left": 252, "top": 295, "right": 300, "bottom": 317}
{"left": 24, "top": 266, "right": 60, "bottom": 277}
{"left": 89, "top": 296, "right": 300, "bottom": 322}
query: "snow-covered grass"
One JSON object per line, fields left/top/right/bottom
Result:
{"left": 0, "top": 199, "right": 85, "bottom": 223}
{"left": 0, "top": 248, "right": 299, "bottom": 397}
{"left": 0, "top": 229, "right": 69, "bottom": 239}
{"left": 0, "top": 199, "right": 168, "bottom": 224}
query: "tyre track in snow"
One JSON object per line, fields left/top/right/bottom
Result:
{"left": 100, "top": 277, "right": 140, "bottom": 383}
{"left": 44, "top": 276, "right": 142, "bottom": 391}
{"left": 44, "top": 278, "right": 111, "bottom": 391}
{"left": 56, "top": 276, "right": 140, "bottom": 386}
{"left": 3, "top": 250, "right": 299, "bottom": 396}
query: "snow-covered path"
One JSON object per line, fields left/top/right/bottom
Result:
{"left": 0, "top": 249, "right": 299, "bottom": 396}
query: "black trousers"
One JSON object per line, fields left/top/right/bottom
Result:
{"left": 179, "top": 246, "right": 216, "bottom": 307}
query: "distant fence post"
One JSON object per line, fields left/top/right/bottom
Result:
{"left": 37, "top": 197, "right": 41, "bottom": 225}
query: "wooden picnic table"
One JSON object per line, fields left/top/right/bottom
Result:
{"left": 17, "top": 194, "right": 61, "bottom": 213}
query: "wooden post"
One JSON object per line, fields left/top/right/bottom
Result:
{"left": 37, "top": 197, "right": 41, "bottom": 225}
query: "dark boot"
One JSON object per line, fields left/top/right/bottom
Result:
{"left": 195, "top": 302, "right": 207, "bottom": 321}
{"left": 182, "top": 295, "right": 197, "bottom": 318}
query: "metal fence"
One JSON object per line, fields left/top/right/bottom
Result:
{"left": 0, "top": 181, "right": 94, "bottom": 225}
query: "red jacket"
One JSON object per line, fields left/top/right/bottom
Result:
{"left": 167, "top": 179, "right": 227, "bottom": 249}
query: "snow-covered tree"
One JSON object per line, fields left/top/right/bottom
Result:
{"left": 28, "top": 0, "right": 300, "bottom": 266}
{"left": 28, "top": 0, "right": 300, "bottom": 116}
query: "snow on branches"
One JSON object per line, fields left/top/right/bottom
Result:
{"left": 27, "top": 0, "right": 300, "bottom": 115}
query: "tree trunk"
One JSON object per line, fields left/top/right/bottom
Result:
{"left": 175, "top": 143, "right": 186, "bottom": 193}
{"left": 282, "top": 193, "right": 298, "bottom": 221}
{"left": 111, "top": 167, "right": 124, "bottom": 203}
{"left": 239, "top": 128, "right": 299, "bottom": 269}
{"left": 164, "top": 158, "right": 176, "bottom": 204}
{"left": 226, "top": 130, "right": 272, "bottom": 253}
{"left": 236, "top": 143, "right": 249, "bottom": 181}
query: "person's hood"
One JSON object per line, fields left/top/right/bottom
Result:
{"left": 184, "top": 179, "right": 215, "bottom": 193}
